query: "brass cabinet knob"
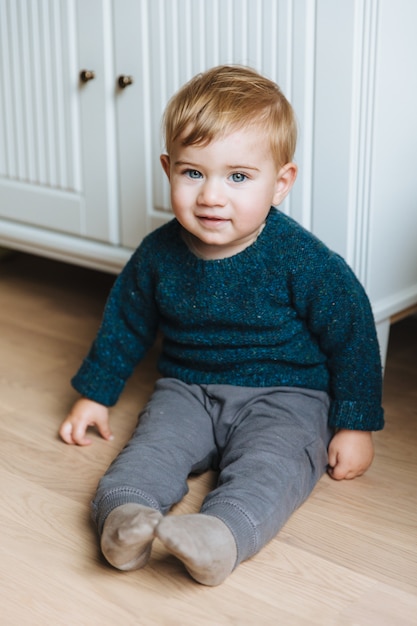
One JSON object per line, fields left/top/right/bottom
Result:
{"left": 118, "top": 75, "right": 134, "bottom": 89}
{"left": 80, "top": 69, "right": 95, "bottom": 83}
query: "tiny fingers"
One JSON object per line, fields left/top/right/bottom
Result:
{"left": 96, "top": 423, "right": 114, "bottom": 442}
{"left": 328, "top": 463, "right": 365, "bottom": 481}
{"left": 327, "top": 456, "right": 349, "bottom": 480}
{"left": 59, "top": 421, "right": 92, "bottom": 446}
{"left": 328, "top": 466, "right": 344, "bottom": 480}
{"left": 59, "top": 421, "right": 76, "bottom": 445}
{"left": 71, "top": 422, "right": 92, "bottom": 446}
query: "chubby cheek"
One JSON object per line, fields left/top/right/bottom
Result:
{"left": 170, "top": 186, "right": 193, "bottom": 220}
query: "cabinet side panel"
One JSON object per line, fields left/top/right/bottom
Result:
{"left": 367, "top": 0, "right": 417, "bottom": 317}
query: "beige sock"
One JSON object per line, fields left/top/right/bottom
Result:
{"left": 155, "top": 513, "right": 237, "bottom": 586}
{"left": 100, "top": 503, "right": 162, "bottom": 571}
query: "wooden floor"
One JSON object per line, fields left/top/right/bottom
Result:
{"left": 1, "top": 252, "right": 416, "bottom": 626}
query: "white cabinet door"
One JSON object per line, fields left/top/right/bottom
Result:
{"left": 115, "top": 0, "right": 316, "bottom": 244}
{"left": 0, "top": 0, "right": 84, "bottom": 235}
{"left": 0, "top": 0, "right": 119, "bottom": 244}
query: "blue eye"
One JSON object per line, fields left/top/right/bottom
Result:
{"left": 231, "top": 172, "right": 247, "bottom": 183}
{"left": 186, "top": 169, "right": 202, "bottom": 179}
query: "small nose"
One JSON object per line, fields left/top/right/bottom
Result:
{"left": 197, "top": 178, "right": 226, "bottom": 207}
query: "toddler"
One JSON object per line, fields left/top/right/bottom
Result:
{"left": 59, "top": 65, "right": 384, "bottom": 586}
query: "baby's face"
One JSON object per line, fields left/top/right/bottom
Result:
{"left": 160, "top": 127, "right": 292, "bottom": 259}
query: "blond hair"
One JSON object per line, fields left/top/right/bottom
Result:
{"left": 162, "top": 65, "right": 297, "bottom": 168}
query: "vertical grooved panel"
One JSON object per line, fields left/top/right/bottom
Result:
{"left": 30, "top": 0, "right": 47, "bottom": 184}
{"left": 41, "top": 0, "right": 56, "bottom": 186}
{"left": 0, "top": 0, "right": 13, "bottom": 177}
{"left": 51, "top": 0, "right": 66, "bottom": 189}
{"left": 343, "top": 0, "right": 379, "bottom": 280}
{"left": 10, "top": 1, "right": 25, "bottom": 180}
{"left": 20, "top": 0, "right": 36, "bottom": 182}
{"left": 0, "top": 0, "right": 80, "bottom": 192}
{"left": 150, "top": 0, "right": 297, "bottom": 214}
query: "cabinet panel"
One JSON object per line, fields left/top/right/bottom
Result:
{"left": 367, "top": 0, "right": 417, "bottom": 311}
{"left": 0, "top": 0, "right": 120, "bottom": 243}
{"left": 111, "top": 0, "right": 315, "bottom": 241}
{"left": 112, "top": 0, "right": 150, "bottom": 249}
{"left": 76, "top": 0, "right": 119, "bottom": 243}
{"left": 0, "top": 179, "right": 82, "bottom": 233}
{"left": 145, "top": 0, "right": 305, "bottom": 217}
{"left": 0, "top": 0, "right": 83, "bottom": 234}
{"left": 310, "top": 0, "right": 356, "bottom": 260}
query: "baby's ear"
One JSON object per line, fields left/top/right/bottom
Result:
{"left": 273, "top": 162, "right": 298, "bottom": 206}
{"left": 160, "top": 154, "right": 171, "bottom": 180}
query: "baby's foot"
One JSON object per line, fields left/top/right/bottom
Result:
{"left": 100, "top": 503, "right": 162, "bottom": 571}
{"left": 155, "top": 513, "right": 237, "bottom": 586}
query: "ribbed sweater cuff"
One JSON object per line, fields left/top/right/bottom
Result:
{"left": 328, "top": 400, "right": 384, "bottom": 431}
{"left": 71, "top": 359, "right": 125, "bottom": 406}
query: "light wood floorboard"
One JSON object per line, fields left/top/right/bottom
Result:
{"left": 0, "top": 252, "right": 416, "bottom": 625}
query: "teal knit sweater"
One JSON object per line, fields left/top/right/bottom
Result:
{"left": 72, "top": 209, "right": 384, "bottom": 431}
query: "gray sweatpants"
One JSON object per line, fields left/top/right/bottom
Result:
{"left": 91, "top": 378, "right": 332, "bottom": 566}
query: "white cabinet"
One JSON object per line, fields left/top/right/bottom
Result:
{"left": 309, "top": 0, "right": 417, "bottom": 363}
{"left": 0, "top": 0, "right": 149, "bottom": 269}
{"left": 0, "top": 0, "right": 120, "bottom": 269}
{"left": 0, "top": 0, "right": 416, "bottom": 360}
{"left": 0, "top": 0, "right": 314, "bottom": 270}
{"left": 0, "top": 0, "right": 85, "bottom": 235}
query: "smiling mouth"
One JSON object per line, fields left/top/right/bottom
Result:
{"left": 197, "top": 217, "right": 229, "bottom": 231}
{"left": 197, "top": 215, "right": 228, "bottom": 224}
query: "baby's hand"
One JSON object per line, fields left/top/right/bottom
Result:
{"left": 59, "top": 397, "right": 113, "bottom": 446}
{"left": 327, "top": 429, "right": 374, "bottom": 480}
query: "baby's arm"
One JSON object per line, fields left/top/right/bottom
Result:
{"left": 59, "top": 397, "right": 113, "bottom": 446}
{"left": 327, "top": 429, "right": 374, "bottom": 480}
